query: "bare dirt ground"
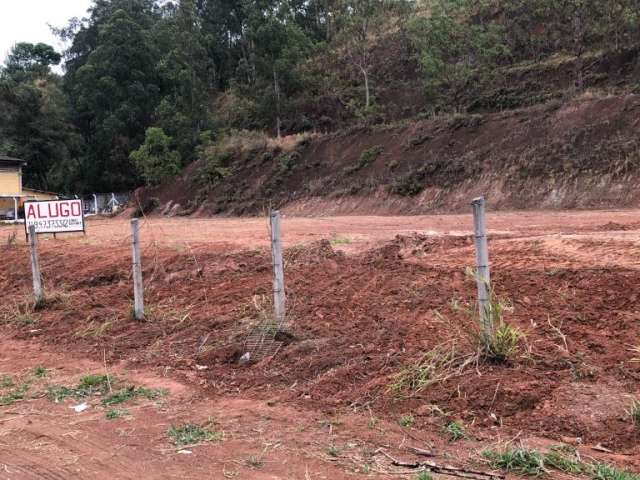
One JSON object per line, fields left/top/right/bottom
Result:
{"left": 1, "top": 210, "right": 639, "bottom": 479}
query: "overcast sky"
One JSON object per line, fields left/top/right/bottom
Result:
{"left": 0, "top": 0, "right": 92, "bottom": 69}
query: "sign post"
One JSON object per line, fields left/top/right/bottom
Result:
{"left": 28, "top": 225, "right": 44, "bottom": 304}
{"left": 270, "top": 211, "right": 285, "bottom": 325}
{"left": 130, "top": 218, "right": 145, "bottom": 320}
{"left": 471, "top": 196, "right": 492, "bottom": 337}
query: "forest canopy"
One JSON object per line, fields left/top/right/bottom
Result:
{"left": 1, "top": 0, "right": 638, "bottom": 194}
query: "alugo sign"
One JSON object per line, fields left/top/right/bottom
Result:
{"left": 24, "top": 199, "right": 85, "bottom": 235}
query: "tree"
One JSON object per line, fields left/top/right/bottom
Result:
{"left": 153, "top": 0, "right": 212, "bottom": 162}
{"left": 64, "top": 4, "right": 160, "bottom": 191}
{"left": 0, "top": 43, "right": 81, "bottom": 192}
{"left": 409, "top": 0, "right": 508, "bottom": 108}
{"left": 129, "top": 127, "right": 181, "bottom": 185}
{"left": 251, "top": 16, "right": 313, "bottom": 137}
{"left": 4, "top": 42, "right": 62, "bottom": 76}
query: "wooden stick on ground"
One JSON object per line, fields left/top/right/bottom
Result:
{"left": 376, "top": 449, "right": 505, "bottom": 480}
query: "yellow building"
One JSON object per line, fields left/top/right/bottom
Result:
{"left": 0, "top": 156, "right": 58, "bottom": 220}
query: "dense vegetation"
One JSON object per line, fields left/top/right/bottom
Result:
{"left": 0, "top": 0, "right": 639, "bottom": 194}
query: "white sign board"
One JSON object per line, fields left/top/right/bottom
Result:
{"left": 24, "top": 199, "right": 85, "bottom": 235}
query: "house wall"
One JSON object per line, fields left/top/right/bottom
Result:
{"left": 0, "top": 167, "right": 21, "bottom": 196}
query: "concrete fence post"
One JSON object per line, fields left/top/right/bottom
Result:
{"left": 270, "top": 211, "right": 285, "bottom": 325}
{"left": 130, "top": 218, "right": 144, "bottom": 320}
{"left": 471, "top": 197, "right": 492, "bottom": 336}
{"left": 28, "top": 225, "right": 44, "bottom": 304}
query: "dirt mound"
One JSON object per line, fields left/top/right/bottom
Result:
{"left": 1, "top": 229, "right": 639, "bottom": 458}
{"left": 142, "top": 94, "right": 640, "bottom": 216}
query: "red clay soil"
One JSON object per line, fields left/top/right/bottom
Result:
{"left": 1, "top": 214, "right": 640, "bottom": 477}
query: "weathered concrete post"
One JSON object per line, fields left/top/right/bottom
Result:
{"left": 270, "top": 210, "right": 285, "bottom": 325}
{"left": 130, "top": 218, "right": 144, "bottom": 320}
{"left": 28, "top": 225, "right": 44, "bottom": 304}
{"left": 471, "top": 197, "right": 492, "bottom": 336}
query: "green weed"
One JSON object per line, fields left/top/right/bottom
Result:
{"left": 0, "top": 383, "right": 29, "bottom": 406}
{"left": 589, "top": 463, "right": 640, "bottom": 480}
{"left": 399, "top": 414, "right": 415, "bottom": 428}
{"left": 101, "top": 386, "right": 166, "bottom": 406}
{"left": 105, "top": 408, "right": 130, "bottom": 420}
{"left": 33, "top": 366, "right": 48, "bottom": 378}
{"left": 326, "top": 445, "right": 341, "bottom": 457}
{"left": 0, "top": 375, "right": 14, "bottom": 388}
{"left": 483, "top": 448, "right": 546, "bottom": 476}
{"left": 482, "top": 321, "right": 522, "bottom": 362}
{"left": 168, "top": 424, "right": 222, "bottom": 447}
{"left": 329, "top": 235, "right": 351, "bottom": 246}
{"left": 443, "top": 420, "right": 465, "bottom": 441}
{"left": 416, "top": 473, "right": 433, "bottom": 480}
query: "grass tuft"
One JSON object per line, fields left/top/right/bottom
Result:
{"left": 0, "top": 382, "right": 29, "bottom": 406}
{"left": 168, "top": 424, "right": 222, "bottom": 447}
{"left": 484, "top": 446, "right": 640, "bottom": 480}
{"left": 443, "top": 420, "right": 465, "bottom": 442}
{"left": 245, "top": 455, "right": 264, "bottom": 468}
{"left": 483, "top": 448, "right": 546, "bottom": 476}
{"left": 399, "top": 414, "right": 415, "bottom": 428}
{"left": 101, "top": 386, "right": 166, "bottom": 406}
{"left": 390, "top": 343, "right": 464, "bottom": 395}
{"left": 105, "top": 408, "right": 130, "bottom": 420}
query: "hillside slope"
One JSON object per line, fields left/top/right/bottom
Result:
{"left": 141, "top": 93, "right": 640, "bottom": 216}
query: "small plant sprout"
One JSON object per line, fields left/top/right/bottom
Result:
{"left": 33, "top": 366, "right": 48, "bottom": 378}
{"left": 627, "top": 398, "right": 640, "bottom": 427}
{"left": 443, "top": 420, "right": 465, "bottom": 441}
{"left": 105, "top": 408, "right": 130, "bottom": 420}
{"left": 167, "top": 424, "right": 222, "bottom": 448}
{"left": 416, "top": 472, "right": 433, "bottom": 480}
{"left": 399, "top": 414, "right": 415, "bottom": 428}
{"left": 326, "top": 445, "right": 340, "bottom": 457}
{"left": 245, "top": 455, "right": 264, "bottom": 468}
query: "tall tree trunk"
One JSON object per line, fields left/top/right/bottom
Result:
{"left": 358, "top": 65, "right": 370, "bottom": 109}
{"left": 273, "top": 67, "right": 281, "bottom": 138}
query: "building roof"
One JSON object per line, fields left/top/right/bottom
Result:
{"left": 0, "top": 156, "right": 26, "bottom": 167}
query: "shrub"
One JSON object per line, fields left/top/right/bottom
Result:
{"left": 130, "top": 127, "right": 181, "bottom": 186}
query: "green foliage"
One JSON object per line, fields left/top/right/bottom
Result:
{"left": 416, "top": 473, "right": 433, "bottom": 480}
{"left": 130, "top": 127, "right": 181, "bottom": 186}
{"left": 0, "top": 375, "right": 14, "bottom": 388}
{"left": 33, "top": 366, "right": 48, "bottom": 378}
{"left": 101, "top": 386, "right": 166, "bottom": 406}
{"left": 399, "top": 414, "right": 415, "bottom": 427}
{"left": 4, "top": 42, "right": 61, "bottom": 76}
{"left": 409, "top": 0, "right": 508, "bottom": 106}
{"left": 485, "top": 446, "right": 640, "bottom": 480}
{"left": 2, "top": 0, "right": 639, "bottom": 195}
{"left": 167, "top": 424, "right": 222, "bottom": 447}
{"left": 47, "top": 374, "right": 111, "bottom": 402}
{"left": 0, "top": 382, "right": 29, "bottom": 406}
{"left": 483, "top": 448, "right": 546, "bottom": 476}
{"left": 482, "top": 321, "right": 523, "bottom": 362}
{"left": 359, "top": 146, "right": 382, "bottom": 167}
{"left": 105, "top": 408, "right": 130, "bottom": 420}
{"left": 443, "top": 420, "right": 465, "bottom": 441}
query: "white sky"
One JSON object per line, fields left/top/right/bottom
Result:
{"left": 0, "top": 0, "right": 92, "bottom": 70}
